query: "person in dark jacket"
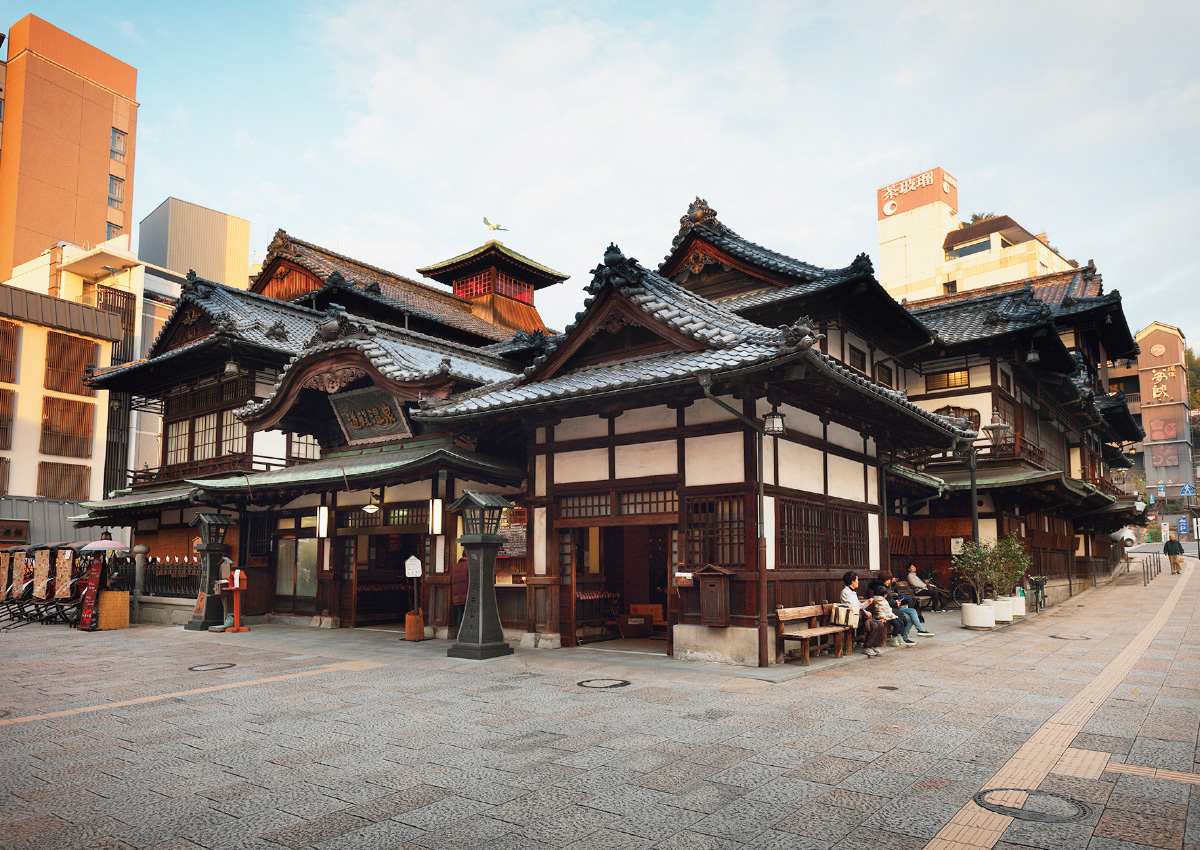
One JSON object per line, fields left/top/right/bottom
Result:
{"left": 450, "top": 556, "right": 469, "bottom": 633}
{"left": 1164, "top": 534, "right": 1185, "bottom": 574}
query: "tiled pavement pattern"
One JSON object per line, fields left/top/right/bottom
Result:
{"left": 1, "top": 562, "right": 1198, "bottom": 850}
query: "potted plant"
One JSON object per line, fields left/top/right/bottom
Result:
{"left": 953, "top": 540, "right": 997, "bottom": 630}
{"left": 994, "top": 534, "right": 1031, "bottom": 618}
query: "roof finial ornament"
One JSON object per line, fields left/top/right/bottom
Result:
{"left": 266, "top": 229, "right": 297, "bottom": 259}
{"left": 678, "top": 197, "right": 719, "bottom": 234}
{"left": 307, "top": 303, "right": 375, "bottom": 347}
{"left": 779, "top": 315, "right": 825, "bottom": 352}
{"left": 587, "top": 244, "right": 641, "bottom": 295}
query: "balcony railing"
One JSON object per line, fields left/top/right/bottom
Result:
{"left": 129, "top": 452, "right": 290, "bottom": 489}
{"left": 978, "top": 436, "right": 1047, "bottom": 468}
{"left": 1123, "top": 392, "right": 1140, "bottom": 403}
{"left": 1085, "top": 477, "right": 1124, "bottom": 497}
{"left": 144, "top": 558, "right": 201, "bottom": 598}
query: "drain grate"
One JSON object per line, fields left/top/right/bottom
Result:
{"left": 973, "top": 789, "right": 1090, "bottom": 823}
{"left": 577, "top": 679, "right": 630, "bottom": 689}
{"left": 189, "top": 663, "right": 236, "bottom": 672}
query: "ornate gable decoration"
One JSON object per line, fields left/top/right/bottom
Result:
{"left": 306, "top": 304, "right": 376, "bottom": 348}
{"left": 265, "top": 228, "right": 299, "bottom": 261}
{"left": 679, "top": 197, "right": 720, "bottom": 234}
{"left": 778, "top": 315, "right": 825, "bottom": 352}
{"left": 983, "top": 286, "right": 1052, "bottom": 326}
{"left": 301, "top": 367, "right": 368, "bottom": 394}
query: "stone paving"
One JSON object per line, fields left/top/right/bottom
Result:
{"left": 1, "top": 562, "right": 1197, "bottom": 850}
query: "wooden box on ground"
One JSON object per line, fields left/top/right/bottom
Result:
{"left": 97, "top": 590, "right": 130, "bottom": 630}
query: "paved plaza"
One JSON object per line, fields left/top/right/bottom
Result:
{"left": 2, "top": 563, "right": 1198, "bottom": 850}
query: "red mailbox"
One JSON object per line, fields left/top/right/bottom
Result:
{"left": 215, "top": 568, "right": 249, "bottom": 633}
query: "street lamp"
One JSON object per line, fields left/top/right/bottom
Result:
{"left": 184, "top": 512, "right": 236, "bottom": 631}
{"left": 447, "top": 491, "right": 516, "bottom": 660}
{"left": 982, "top": 409, "right": 1012, "bottom": 447}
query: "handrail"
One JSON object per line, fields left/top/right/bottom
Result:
{"left": 128, "top": 452, "right": 294, "bottom": 488}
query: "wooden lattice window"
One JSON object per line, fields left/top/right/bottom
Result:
{"left": 0, "top": 321, "right": 18, "bottom": 383}
{"left": 37, "top": 461, "right": 90, "bottom": 500}
{"left": 926, "top": 369, "right": 969, "bottom": 391}
{"left": 40, "top": 397, "right": 94, "bottom": 458}
{"left": 0, "top": 457, "right": 9, "bottom": 495}
{"left": 192, "top": 412, "right": 218, "bottom": 461}
{"left": 221, "top": 409, "right": 247, "bottom": 455}
{"left": 454, "top": 271, "right": 491, "bottom": 299}
{"left": 619, "top": 490, "right": 678, "bottom": 516}
{"left": 166, "top": 419, "right": 189, "bottom": 465}
{"left": 685, "top": 496, "right": 744, "bottom": 567}
{"left": 44, "top": 332, "right": 98, "bottom": 396}
{"left": 778, "top": 497, "right": 868, "bottom": 571}
{"left": 559, "top": 494, "right": 611, "bottom": 519}
{"left": 0, "top": 388, "right": 13, "bottom": 451}
{"left": 496, "top": 272, "right": 533, "bottom": 304}
{"left": 848, "top": 345, "right": 867, "bottom": 373}
{"left": 386, "top": 503, "right": 430, "bottom": 528}
{"left": 287, "top": 433, "right": 320, "bottom": 462}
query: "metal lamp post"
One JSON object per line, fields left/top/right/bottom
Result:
{"left": 447, "top": 491, "right": 515, "bottom": 660}
{"left": 184, "top": 512, "right": 235, "bottom": 632}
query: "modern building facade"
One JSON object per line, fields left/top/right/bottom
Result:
{"left": 0, "top": 14, "right": 137, "bottom": 280}
{"left": 877, "top": 167, "right": 1075, "bottom": 302}
{"left": 1108, "top": 322, "right": 1193, "bottom": 537}
{"left": 139, "top": 197, "right": 251, "bottom": 288}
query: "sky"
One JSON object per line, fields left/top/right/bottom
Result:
{"left": 19, "top": 1, "right": 1200, "bottom": 337}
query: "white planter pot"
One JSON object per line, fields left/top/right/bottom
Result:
{"left": 1008, "top": 594, "right": 1026, "bottom": 618}
{"left": 961, "top": 602, "right": 996, "bottom": 630}
{"left": 992, "top": 598, "right": 1014, "bottom": 623}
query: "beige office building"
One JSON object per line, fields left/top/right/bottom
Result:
{"left": 139, "top": 197, "right": 251, "bottom": 288}
{"left": 877, "top": 167, "right": 1075, "bottom": 301}
{"left": 0, "top": 14, "right": 137, "bottom": 281}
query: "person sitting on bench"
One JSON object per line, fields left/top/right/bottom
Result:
{"left": 906, "top": 563, "right": 949, "bottom": 612}
{"left": 841, "top": 571, "right": 885, "bottom": 658}
{"left": 872, "top": 576, "right": 933, "bottom": 641}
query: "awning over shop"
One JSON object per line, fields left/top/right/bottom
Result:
{"left": 885, "top": 464, "right": 946, "bottom": 492}
{"left": 934, "top": 465, "right": 1115, "bottom": 510}
{"left": 188, "top": 438, "right": 525, "bottom": 501}
{"left": 71, "top": 486, "right": 196, "bottom": 526}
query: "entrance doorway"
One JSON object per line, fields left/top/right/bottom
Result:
{"left": 570, "top": 524, "right": 671, "bottom": 647}
{"left": 336, "top": 533, "right": 423, "bottom": 626}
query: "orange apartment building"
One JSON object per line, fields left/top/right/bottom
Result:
{"left": 0, "top": 14, "right": 137, "bottom": 280}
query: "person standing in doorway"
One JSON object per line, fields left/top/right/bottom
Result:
{"left": 1164, "top": 534, "right": 1185, "bottom": 575}
{"left": 450, "top": 556, "right": 469, "bottom": 635}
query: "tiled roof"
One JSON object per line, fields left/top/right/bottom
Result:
{"left": 909, "top": 283, "right": 1055, "bottom": 346}
{"left": 417, "top": 244, "right": 976, "bottom": 443}
{"left": 90, "top": 274, "right": 326, "bottom": 382}
{"left": 417, "top": 240, "right": 569, "bottom": 283}
{"left": 237, "top": 309, "right": 519, "bottom": 423}
{"left": 715, "top": 257, "right": 871, "bottom": 311}
{"left": 189, "top": 438, "right": 524, "bottom": 492}
{"left": 662, "top": 198, "right": 831, "bottom": 281}
{"left": 259, "top": 230, "right": 513, "bottom": 342}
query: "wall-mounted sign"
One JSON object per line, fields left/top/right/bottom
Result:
{"left": 950, "top": 537, "right": 965, "bottom": 555}
{"left": 405, "top": 556, "right": 422, "bottom": 578}
{"left": 0, "top": 519, "right": 29, "bottom": 544}
{"left": 330, "top": 387, "right": 412, "bottom": 446}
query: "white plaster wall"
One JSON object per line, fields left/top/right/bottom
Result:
{"left": 453, "top": 480, "right": 517, "bottom": 497}
{"left": 534, "top": 455, "right": 546, "bottom": 496}
{"left": 763, "top": 436, "right": 776, "bottom": 484}
{"left": 554, "top": 448, "right": 609, "bottom": 483}
{"left": 780, "top": 404, "right": 823, "bottom": 438}
{"left": 283, "top": 494, "right": 322, "bottom": 509}
{"left": 685, "top": 433, "right": 743, "bottom": 485}
{"left": 384, "top": 481, "right": 431, "bottom": 502}
{"left": 866, "top": 437, "right": 877, "bottom": 459}
{"left": 764, "top": 495, "right": 775, "bottom": 570}
{"left": 828, "top": 455, "right": 865, "bottom": 503}
{"left": 256, "top": 429, "right": 287, "bottom": 458}
{"left": 867, "top": 464, "right": 879, "bottom": 505}
{"left": 1070, "top": 447, "right": 1082, "bottom": 478}
{"left": 614, "top": 440, "right": 676, "bottom": 478}
{"left": 827, "top": 422, "right": 863, "bottom": 453}
{"left": 336, "top": 489, "right": 370, "bottom": 506}
{"left": 685, "top": 396, "right": 738, "bottom": 426}
{"left": 969, "top": 363, "right": 991, "bottom": 386}
{"left": 533, "top": 507, "right": 547, "bottom": 575}
{"left": 868, "top": 513, "right": 880, "bottom": 571}
{"left": 615, "top": 405, "right": 674, "bottom": 435}
{"left": 535, "top": 427, "right": 546, "bottom": 444}
{"left": 979, "top": 518, "right": 998, "bottom": 543}
{"left": 777, "top": 439, "right": 823, "bottom": 494}
{"left": 556, "top": 415, "right": 608, "bottom": 441}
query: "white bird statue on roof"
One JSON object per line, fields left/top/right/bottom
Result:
{"left": 483, "top": 217, "right": 508, "bottom": 232}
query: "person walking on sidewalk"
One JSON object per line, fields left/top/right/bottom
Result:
{"left": 1164, "top": 534, "right": 1185, "bottom": 575}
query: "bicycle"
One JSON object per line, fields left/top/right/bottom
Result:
{"left": 950, "top": 581, "right": 978, "bottom": 607}
{"left": 1025, "top": 575, "right": 1047, "bottom": 614}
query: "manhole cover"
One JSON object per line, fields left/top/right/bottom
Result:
{"left": 878, "top": 686, "right": 899, "bottom": 691}
{"left": 189, "top": 663, "right": 236, "bottom": 672}
{"left": 577, "top": 679, "right": 630, "bottom": 689}
{"left": 973, "top": 789, "right": 1090, "bottom": 823}
{"left": 1048, "top": 635, "right": 1090, "bottom": 641}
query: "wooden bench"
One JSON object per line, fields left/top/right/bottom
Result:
{"left": 776, "top": 603, "right": 851, "bottom": 665}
